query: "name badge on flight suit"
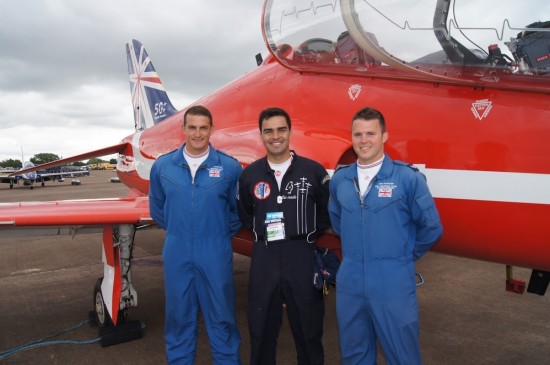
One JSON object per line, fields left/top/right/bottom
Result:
{"left": 265, "top": 212, "right": 286, "bottom": 241}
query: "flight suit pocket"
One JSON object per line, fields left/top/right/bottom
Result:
{"left": 372, "top": 195, "right": 404, "bottom": 213}
{"left": 416, "top": 193, "right": 439, "bottom": 224}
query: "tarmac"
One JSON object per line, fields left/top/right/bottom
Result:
{"left": 1, "top": 170, "right": 549, "bottom": 364}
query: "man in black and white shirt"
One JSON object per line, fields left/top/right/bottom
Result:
{"left": 238, "top": 107, "right": 331, "bottom": 365}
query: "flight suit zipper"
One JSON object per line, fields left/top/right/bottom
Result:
{"left": 354, "top": 176, "right": 377, "bottom": 208}
{"left": 355, "top": 176, "right": 376, "bottom": 269}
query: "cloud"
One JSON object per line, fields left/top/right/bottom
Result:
{"left": 0, "top": 0, "right": 265, "bottom": 162}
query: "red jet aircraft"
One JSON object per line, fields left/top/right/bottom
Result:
{"left": 1, "top": 0, "right": 549, "bottom": 336}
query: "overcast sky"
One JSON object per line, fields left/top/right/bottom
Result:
{"left": 0, "top": 0, "right": 265, "bottom": 162}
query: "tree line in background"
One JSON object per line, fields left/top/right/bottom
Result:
{"left": 0, "top": 153, "right": 117, "bottom": 168}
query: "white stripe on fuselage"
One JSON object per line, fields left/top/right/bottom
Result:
{"left": 127, "top": 144, "right": 550, "bottom": 205}
{"left": 327, "top": 166, "right": 550, "bottom": 204}
{"left": 415, "top": 165, "right": 550, "bottom": 205}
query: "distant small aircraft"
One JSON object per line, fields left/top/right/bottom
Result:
{"left": 0, "top": 161, "right": 89, "bottom": 189}
{"left": 0, "top": 0, "right": 549, "bottom": 345}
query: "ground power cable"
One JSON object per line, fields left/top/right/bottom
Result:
{"left": 0, "top": 319, "right": 100, "bottom": 360}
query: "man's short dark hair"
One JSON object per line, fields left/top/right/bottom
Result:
{"left": 352, "top": 107, "right": 386, "bottom": 133}
{"left": 184, "top": 105, "right": 213, "bottom": 126}
{"left": 258, "top": 107, "right": 291, "bottom": 131}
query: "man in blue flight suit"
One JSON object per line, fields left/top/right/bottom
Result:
{"left": 149, "top": 105, "right": 242, "bottom": 364}
{"left": 329, "top": 107, "right": 443, "bottom": 365}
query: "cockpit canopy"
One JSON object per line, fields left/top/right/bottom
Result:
{"left": 263, "top": 0, "right": 550, "bottom": 91}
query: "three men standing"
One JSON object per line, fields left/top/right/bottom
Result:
{"left": 150, "top": 104, "right": 441, "bottom": 365}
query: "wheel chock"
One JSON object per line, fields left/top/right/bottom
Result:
{"left": 99, "top": 320, "right": 144, "bottom": 347}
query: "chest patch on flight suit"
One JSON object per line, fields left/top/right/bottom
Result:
{"left": 254, "top": 181, "right": 271, "bottom": 200}
{"left": 208, "top": 166, "right": 223, "bottom": 177}
{"left": 376, "top": 182, "right": 397, "bottom": 198}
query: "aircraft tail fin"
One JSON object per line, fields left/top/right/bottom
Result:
{"left": 126, "top": 39, "right": 177, "bottom": 131}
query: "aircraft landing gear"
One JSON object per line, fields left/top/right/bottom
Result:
{"left": 94, "top": 278, "right": 109, "bottom": 327}
{"left": 93, "top": 277, "right": 123, "bottom": 327}
{"left": 91, "top": 224, "right": 143, "bottom": 346}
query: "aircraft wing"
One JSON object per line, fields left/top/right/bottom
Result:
{"left": 0, "top": 196, "right": 153, "bottom": 237}
{"left": 9, "top": 143, "right": 128, "bottom": 177}
{"left": 0, "top": 175, "right": 15, "bottom": 183}
{"left": 36, "top": 170, "right": 89, "bottom": 181}
{"left": 0, "top": 174, "right": 17, "bottom": 188}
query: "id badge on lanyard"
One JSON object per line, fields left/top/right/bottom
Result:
{"left": 265, "top": 212, "right": 286, "bottom": 242}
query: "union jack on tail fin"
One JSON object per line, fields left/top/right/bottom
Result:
{"left": 126, "top": 39, "right": 177, "bottom": 131}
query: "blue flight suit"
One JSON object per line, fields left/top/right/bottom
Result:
{"left": 149, "top": 143, "right": 242, "bottom": 365}
{"left": 328, "top": 154, "right": 443, "bottom": 365}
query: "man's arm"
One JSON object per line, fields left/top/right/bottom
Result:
{"left": 227, "top": 163, "right": 243, "bottom": 237}
{"left": 328, "top": 174, "right": 342, "bottom": 236}
{"left": 316, "top": 165, "right": 332, "bottom": 232}
{"left": 237, "top": 170, "right": 254, "bottom": 230}
{"left": 411, "top": 172, "right": 443, "bottom": 260}
{"left": 148, "top": 162, "right": 166, "bottom": 229}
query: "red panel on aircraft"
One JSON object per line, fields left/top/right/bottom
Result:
{"left": 0, "top": 197, "right": 151, "bottom": 226}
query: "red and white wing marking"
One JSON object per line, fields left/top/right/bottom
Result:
{"left": 0, "top": 197, "right": 152, "bottom": 228}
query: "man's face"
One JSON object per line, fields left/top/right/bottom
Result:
{"left": 183, "top": 114, "right": 212, "bottom": 155}
{"left": 351, "top": 118, "right": 388, "bottom": 165}
{"left": 260, "top": 116, "right": 291, "bottom": 161}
